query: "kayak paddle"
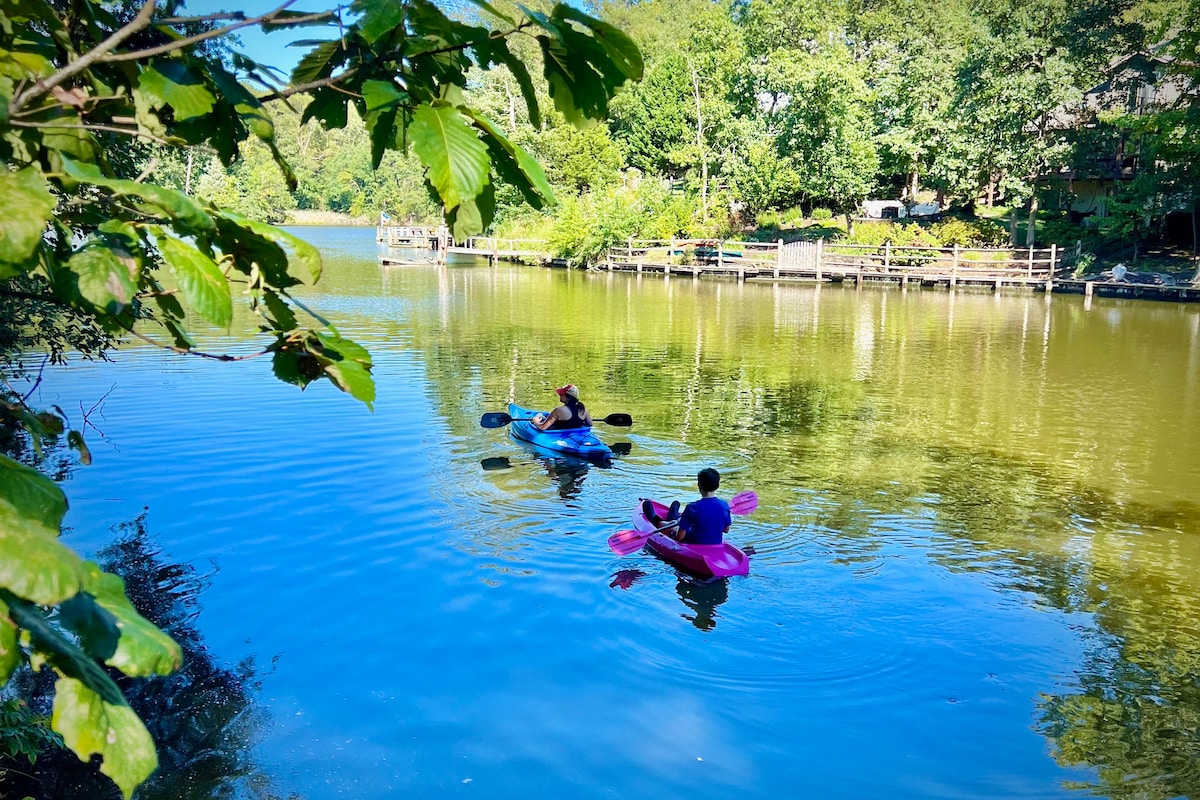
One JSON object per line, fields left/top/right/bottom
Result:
{"left": 480, "top": 411, "right": 633, "bottom": 428}
{"left": 608, "top": 491, "right": 758, "bottom": 556}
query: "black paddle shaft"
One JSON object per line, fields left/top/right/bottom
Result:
{"left": 479, "top": 411, "right": 632, "bottom": 428}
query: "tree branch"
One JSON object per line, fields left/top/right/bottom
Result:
{"left": 127, "top": 329, "right": 269, "bottom": 362}
{"left": 263, "top": 71, "right": 360, "bottom": 101}
{"left": 12, "top": 0, "right": 158, "bottom": 111}
{"left": 9, "top": 119, "right": 172, "bottom": 146}
{"left": 102, "top": 3, "right": 338, "bottom": 63}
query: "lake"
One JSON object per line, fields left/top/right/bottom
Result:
{"left": 34, "top": 226, "right": 1200, "bottom": 799}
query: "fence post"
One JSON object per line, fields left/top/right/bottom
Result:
{"left": 815, "top": 239, "right": 824, "bottom": 281}
{"left": 775, "top": 238, "right": 783, "bottom": 279}
{"left": 953, "top": 243, "right": 959, "bottom": 274}
{"left": 717, "top": 241, "right": 724, "bottom": 272}
{"left": 1027, "top": 246, "right": 1034, "bottom": 279}
{"left": 1050, "top": 243, "right": 1058, "bottom": 276}
{"left": 884, "top": 241, "right": 891, "bottom": 271}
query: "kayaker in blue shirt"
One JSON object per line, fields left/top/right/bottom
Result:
{"left": 642, "top": 468, "right": 731, "bottom": 545}
{"left": 534, "top": 384, "right": 593, "bottom": 431}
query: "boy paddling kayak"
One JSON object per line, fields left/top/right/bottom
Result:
{"left": 642, "top": 467, "right": 731, "bottom": 545}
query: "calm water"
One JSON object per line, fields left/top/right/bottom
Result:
{"left": 32, "top": 227, "right": 1200, "bottom": 799}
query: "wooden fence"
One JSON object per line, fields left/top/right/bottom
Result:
{"left": 601, "top": 238, "right": 1064, "bottom": 287}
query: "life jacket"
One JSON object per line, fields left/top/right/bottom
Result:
{"left": 549, "top": 400, "right": 589, "bottom": 429}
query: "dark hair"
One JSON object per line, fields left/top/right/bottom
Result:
{"left": 697, "top": 468, "right": 720, "bottom": 493}
{"left": 564, "top": 395, "right": 584, "bottom": 412}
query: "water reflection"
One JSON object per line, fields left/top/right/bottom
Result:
{"left": 5, "top": 512, "right": 287, "bottom": 800}
{"left": 675, "top": 576, "right": 729, "bottom": 632}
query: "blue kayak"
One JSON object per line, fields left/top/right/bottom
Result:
{"left": 507, "top": 403, "right": 614, "bottom": 460}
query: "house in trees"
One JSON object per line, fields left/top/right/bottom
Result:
{"left": 1043, "top": 51, "right": 1185, "bottom": 223}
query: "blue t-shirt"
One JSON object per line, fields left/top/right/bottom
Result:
{"left": 678, "top": 496, "right": 731, "bottom": 545}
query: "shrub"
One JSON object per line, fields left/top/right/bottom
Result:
{"left": 930, "top": 218, "right": 1008, "bottom": 247}
{"left": 756, "top": 210, "right": 781, "bottom": 230}
{"left": 811, "top": 207, "right": 833, "bottom": 220}
{"left": 1038, "top": 216, "right": 1090, "bottom": 246}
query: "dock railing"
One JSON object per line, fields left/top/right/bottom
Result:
{"left": 821, "top": 242, "right": 1060, "bottom": 281}
{"left": 604, "top": 238, "right": 1062, "bottom": 283}
{"left": 457, "top": 237, "right": 548, "bottom": 257}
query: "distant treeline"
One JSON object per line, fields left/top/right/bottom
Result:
{"left": 166, "top": 0, "right": 1198, "bottom": 259}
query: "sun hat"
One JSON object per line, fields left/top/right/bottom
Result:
{"left": 555, "top": 384, "right": 579, "bottom": 399}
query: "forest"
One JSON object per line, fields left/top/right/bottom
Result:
{"left": 190, "top": 0, "right": 1200, "bottom": 268}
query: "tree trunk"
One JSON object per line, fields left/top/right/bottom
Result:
{"left": 689, "top": 60, "right": 707, "bottom": 221}
{"left": 185, "top": 149, "right": 194, "bottom": 195}
{"left": 845, "top": 212, "right": 854, "bottom": 236}
{"left": 1008, "top": 207, "right": 1018, "bottom": 247}
{"left": 985, "top": 175, "right": 996, "bottom": 207}
{"left": 1026, "top": 194, "right": 1038, "bottom": 247}
{"left": 909, "top": 170, "right": 919, "bottom": 203}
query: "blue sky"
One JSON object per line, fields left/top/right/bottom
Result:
{"left": 184, "top": 0, "right": 336, "bottom": 76}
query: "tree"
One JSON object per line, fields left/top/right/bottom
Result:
{"left": 0, "top": 0, "right": 641, "bottom": 795}
{"left": 848, "top": 0, "right": 980, "bottom": 206}
{"left": 954, "top": 0, "right": 1135, "bottom": 244}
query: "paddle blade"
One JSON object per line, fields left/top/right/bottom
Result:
{"left": 601, "top": 413, "right": 633, "bottom": 427}
{"left": 480, "top": 412, "right": 514, "bottom": 428}
{"left": 608, "top": 528, "right": 651, "bottom": 556}
{"left": 729, "top": 491, "right": 758, "bottom": 516}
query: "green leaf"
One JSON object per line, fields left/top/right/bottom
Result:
{"left": 354, "top": 0, "right": 405, "bottom": 45}
{"left": 0, "top": 597, "right": 18, "bottom": 684}
{"left": 58, "top": 592, "right": 119, "bottom": 662}
{"left": 361, "top": 79, "right": 407, "bottom": 169}
{"left": 272, "top": 350, "right": 309, "bottom": 387}
{"left": 206, "top": 65, "right": 272, "bottom": 140}
{"left": 485, "top": 39, "right": 540, "bottom": 128}
{"left": 291, "top": 39, "right": 343, "bottom": 85}
{"left": 301, "top": 86, "right": 348, "bottom": 129}
{"left": 211, "top": 214, "right": 294, "bottom": 288}
{"left": 60, "top": 241, "right": 140, "bottom": 316}
{"left": 0, "top": 513, "right": 84, "bottom": 606}
{"left": 0, "top": 166, "right": 54, "bottom": 273}
{"left": 0, "top": 455, "right": 67, "bottom": 531}
{"left": 59, "top": 156, "right": 214, "bottom": 233}
{"left": 214, "top": 212, "right": 322, "bottom": 283}
{"left": 409, "top": 102, "right": 490, "bottom": 213}
{"left": 52, "top": 677, "right": 157, "bottom": 800}
{"left": 314, "top": 330, "right": 373, "bottom": 367}
{"left": 137, "top": 60, "right": 216, "bottom": 121}
{"left": 447, "top": 179, "right": 495, "bottom": 240}
{"left": 81, "top": 562, "right": 181, "bottom": 677}
{"left": 262, "top": 289, "right": 298, "bottom": 330}
{"left": 463, "top": 109, "right": 554, "bottom": 207}
{"left": 324, "top": 359, "right": 375, "bottom": 409}
{"left": 156, "top": 236, "right": 232, "bottom": 327}
{"left": 3, "top": 594, "right": 122, "bottom": 704}
{"left": 552, "top": 5, "right": 643, "bottom": 81}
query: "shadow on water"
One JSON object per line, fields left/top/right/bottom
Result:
{"left": 2, "top": 512, "right": 291, "bottom": 800}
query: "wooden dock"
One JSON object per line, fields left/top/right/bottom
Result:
{"left": 600, "top": 238, "right": 1060, "bottom": 292}
{"left": 378, "top": 226, "right": 547, "bottom": 266}
{"left": 375, "top": 226, "right": 1197, "bottom": 300}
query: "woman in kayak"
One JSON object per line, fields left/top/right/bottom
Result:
{"left": 534, "top": 384, "right": 594, "bottom": 430}
{"left": 642, "top": 468, "right": 732, "bottom": 545}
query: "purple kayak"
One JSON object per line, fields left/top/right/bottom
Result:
{"left": 635, "top": 499, "right": 750, "bottom": 579}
